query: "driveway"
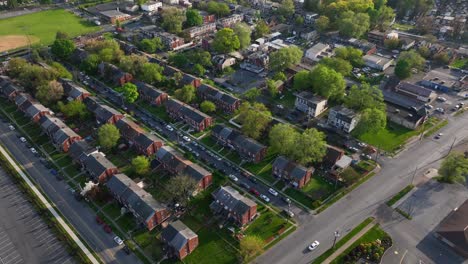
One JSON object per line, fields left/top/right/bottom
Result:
{"left": 379, "top": 180, "right": 468, "bottom": 264}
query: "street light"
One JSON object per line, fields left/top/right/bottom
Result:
{"left": 332, "top": 230, "right": 340, "bottom": 249}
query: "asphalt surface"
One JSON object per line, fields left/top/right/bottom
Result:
{"left": 255, "top": 111, "right": 468, "bottom": 264}
{"left": 0, "top": 120, "right": 141, "bottom": 264}
{"left": 0, "top": 168, "right": 74, "bottom": 264}
{"left": 380, "top": 180, "right": 468, "bottom": 264}
{"left": 76, "top": 70, "right": 300, "bottom": 216}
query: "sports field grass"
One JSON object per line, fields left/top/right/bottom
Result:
{"left": 0, "top": 9, "right": 99, "bottom": 50}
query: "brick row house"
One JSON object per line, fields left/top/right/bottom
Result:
{"left": 106, "top": 173, "right": 170, "bottom": 230}
{"left": 0, "top": 76, "right": 24, "bottom": 101}
{"left": 155, "top": 146, "right": 212, "bottom": 190}
{"left": 68, "top": 140, "right": 98, "bottom": 165}
{"left": 161, "top": 220, "right": 198, "bottom": 260}
{"left": 135, "top": 81, "right": 168, "bottom": 106}
{"left": 197, "top": 84, "right": 241, "bottom": 113}
{"left": 59, "top": 78, "right": 91, "bottom": 101}
{"left": 211, "top": 125, "right": 267, "bottom": 163}
{"left": 272, "top": 156, "right": 314, "bottom": 189}
{"left": 210, "top": 186, "right": 257, "bottom": 226}
{"left": 82, "top": 152, "right": 119, "bottom": 183}
{"left": 165, "top": 99, "right": 213, "bottom": 132}
{"left": 13, "top": 93, "right": 52, "bottom": 123}
{"left": 116, "top": 117, "right": 164, "bottom": 156}
{"left": 84, "top": 97, "right": 124, "bottom": 125}
{"left": 98, "top": 62, "right": 133, "bottom": 86}
{"left": 39, "top": 115, "right": 82, "bottom": 152}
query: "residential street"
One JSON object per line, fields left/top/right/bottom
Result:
{"left": 255, "top": 112, "right": 468, "bottom": 264}
{"left": 0, "top": 121, "right": 141, "bottom": 264}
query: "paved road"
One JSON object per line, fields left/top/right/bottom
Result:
{"left": 0, "top": 119, "right": 141, "bottom": 264}
{"left": 256, "top": 112, "right": 468, "bottom": 264}
{"left": 0, "top": 168, "right": 74, "bottom": 264}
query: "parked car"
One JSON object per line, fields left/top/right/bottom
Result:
{"left": 260, "top": 194, "right": 270, "bottom": 203}
{"left": 308, "top": 241, "right": 320, "bottom": 251}
{"left": 283, "top": 209, "right": 294, "bottom": 218}
{"left": 122, "top": 246, "right": 131, "bottom": 255}
{"left": 268, "top": 188, "right": 279, "bottom": 196}
{"left": 435, "top": 133, "right": 443, "bottom": 139}
{"left": 182, "top": 136, "right": 191, "bottom": 142}
{"left": 30, "top": 148, "right": 38, "bottom": 155}
{"left": 249, "top": 188, "right": 260, "bottom": 196}
{"left": 282, "top": 196, "right": 291, "bottom": 204}
{"left": 113, "top": 236, "right": 124, "bottom": 246}
{"left": 103, "top": 224, "right": 112, "bottom": 233}
{"left": 96, "top": 216, "right": 104, "bottom": 225}
{"left": 8, "top": 125, "right": 15, "bottom": 131}
{"left": 228, "top": 174, "right": 238, "bottom": 182}
{"left": 165, "top": 125, "right": 174, "bottom": 131}
{"left": 435, "top": 107, "right": 445, "bottom": 113}
{"left": 248, "top": 177, "right": 257, "bottom": 184}
{"left": 437, "top": 96, "right": 447, "bottom": 102}
{"left": 19, "top": 137, "right": 27, "bottom": 143}
{"left": 50, "top": 169, "right": 58, "bottom": 176}
{"left": 357, "top": 142, "right": 367, "bottom": 148}
{"left": 240, "top": 182, "right": 250, "bottom": 189}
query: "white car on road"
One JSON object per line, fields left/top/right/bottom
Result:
{"left": 308, "top": 241, "right": 320, "bottom": 251}
{"left": 260, "top": 194, "right": 270, "bottom": 203}
{"left": 182, "top": 136, "right": 191, "bottom": 142}
{"left": 228, "top": 174, "right": 238, "bottom": 182}
{"left": 30, "top": 148, "right": 38, "bottom": 154}
{"left": 268, "top": 188, "right": 278, "bottom": 196}
{"left": 19, "top": 137, "right": 27, "bottom": 143}
{"left": 8, "top": 125, "right": 15, "bottom": 131}
{"left": 114, "top": 236, "right": 124, "bottom": 246}
{"left": 165, "top": 125, "right": 174, "bottom": 131}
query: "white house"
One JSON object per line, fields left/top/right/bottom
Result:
{"left": 304, "top": 43, "right": 331, "bottom": 62}
{"left": 363, "top": 54, "right": 394, "bottom": 71}
{"left": 294, "top": 91, "right": 328, "bottom": 118}
{"left": 327, "top": 106, "right": 360, "bottom": 133}
{"left": 141, "top": 1, "right": 162, "bottom": 12}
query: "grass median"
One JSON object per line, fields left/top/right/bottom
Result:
{"left": 386, "top": 185, "right": 414, "bottom": 207}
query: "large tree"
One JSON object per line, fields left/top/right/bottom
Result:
{"left": 237, "top": 102, "right": 271, "bottom": 139}
{"left": 319, "top": 57, "right": 352, "bottom": 76}
{"left": 293, "top": 70, "right": 312, "bottom": 90}
{"left": 309, "top": 65, "right": 346, "bottom": 101}
{"left": 7, "top": 57, "right": 28, "bottom": 77}
{"left": 200, "top": 100, "right": 216, "bottom": 113}
{"left": 315, "top": 16, "right": 330, "bottom": 33}
{"left": 394, "top": 59, "right": 412, "bottom": 79}
{"left": 354, "top": 108, "right": 386, "bottom": 135}
{"left": 174, "top": 85, "right": 196, "bottom": 103}
{"left": 98, "top": 124, "right": 120, "bottom": 150}
{"left": 139, "top": 63, "right": 164, "bottom": 84}
{"left": 240, "top": 236, "right": 264, "bottom": 263}
{"left": 243, "top": 88, "right": 261, "bottom": 101}
{"left": 345, "top": 83, "right": 385, "bottom": 112}
{"left": 138, "top": 37, "right": 163, "bottom": 53}
{"left": 398, "top": 50, "right": 425, "bottom": 69}
{"left": 253, "top": 20, "right": 270, "bottom": 39}
{"left": 233, "top": 23, "right": 252, "bottom": 50}
{"left": 119, "top": 54, "right": 148, "bottom": 76}
{"left": 161, "top": 7, "right": 185, "bottom": 33}
{"left": 164, "top": 174, "right": 199, "bottom": 206}
{"left": 338, "top": 11, "right": 370, "bottom": 38}
{"left": 438, "top": 152, "right": 468, "bottom": 184}
{"left": 80, "top": 54, "right": 100, "bottom": 74}
{"left": 116, "top": 82, "right": 139, "bottom": 103}
{"left": 185, "top": 8, "right": 203, "bottom": 27}
{"left": 57, "top": 100, "right": 89, "bottom": 121}
{"left": 51, "top": 38, "right": 75, "bottom": 59}
{"left": 269, "top": 124, "right": 298, "bottom": 156}
{"left": 334, "top": 46, "right": 364, "bottom": 67}
{"left": 213, "top": 28, "right": 240, "bottom": 54}
{"left": 206, "top": 1, "right": 230, "bottom": 17}
{"left": 289, "top": 128, "right": 327, "bottom": 165}
{"left": 303, "top": 0, "right": 321, "bottom": 12}
{"left": 269, "top": 46, "right": 303, "bottom": 72}
{"left": 369, "top": 6, "right": 395, "bottom": 31}
{"left": 50, "top": 62, "right": 72, "bottom": 79}
{"left": 35, "top": 80, "right": 64, "bottom": 105}
{"left": 278, "top": 0, "right": 295, "bottom": 17}
{"left": 131, "top": 156, "right": 150, "bottom": 175}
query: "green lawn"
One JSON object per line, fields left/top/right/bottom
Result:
{"left": 392, "top": 22, "right": 415, "bottom": 31}
{"left": 55, "top": 155, "right": 73, "bottom": 168}
{"left": 0, "top": 9, "right": 99, "bottom": 47}
{"left": 450, "top": 58, "right": 468, "bottom": 69}
{"left": 116, "top": 213, "right": 137, "bottom": 233}
{"left": 245, "top": 206, "right": 291, "bottom": 241}
{"left": 102, "top": 202, "right": 123, "bottom": 219}
{"left": 386, "top": 185, "right": 414, "bottom": 206}
{"left": 355, "top": 122, "right": 419, "bottom": 152}
{"left": 64, "top": 165, "right": 81, "bottom": 178}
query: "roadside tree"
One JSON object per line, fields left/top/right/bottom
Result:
{"left": 237, "top": 102, "right": 271, "bottom": 139}
{"left": 269, "top": 46, "right": 303, "bottom": 72}
{"left": 116, "top": 82, "right": 139, "bottom": 103}
{"left": 213, "top": 28, "right": 240, "bottom": 54}
{"left": 438, "top": 152, "right": 468, "bottom": 184}
{"left": 98, "top": 124, "right": 120, "bottom": 150}
{"left": 240, "top": 236, "right": 264, "bottom": 263}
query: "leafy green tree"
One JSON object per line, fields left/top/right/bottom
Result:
{"left": 185, "top": 8, "right": 203, "bottom": 27}
{"left": 233, "top": 23, "right": 252, "bottom": 50}
{"left": 398, "top": 50, "right": 425, "bottom": 69}
{"left": 278, "top": 0, "right": 295, "bottom": 17}
{"left": 58, "top": 100, "right": 89, "bottom": 120}
{"left": 266, "top": 79, "right": 279, "bottom": 97}
{"left": 169, "top": 52, "right": 189, "bottom": 68}
{"left": 433, "top": 52, "right": 449, "bottom": 65}
{"left": 319, "top": 57, "right": 352, "bottom": 76}
{"left": 18, "top": 64, "right": 57, "bottom": 91}
{"left": 289, "top": 128, "right": 327, "bottom": 165}
{"left": 273, "top": 72, "right": 287, "bottom": 81}
{"left": 131, "top": 156, "right": 150, "bottom": 175}
{"left": 293, "top": 70, "right": 312, "bottom": 90}
{"left": 269, "top": 46, "right": 303, "bottom": 72}
{"left": 6, "top": 57, "right": 28, "bottom": 77}
{"left": 345, "top": 83, "right": 385, "bottom": 112}
{"left": 384, "top": 38, "right": 401, "bottom": 49}
{"left": 240, "top": 236, "right": 264, "bottom": 263}
{"left": 243, "top": 88, "right": 261, "bottom": 101}
{"left": 139, "top": 37, "right": 163, "bottom": 53}
{"left": 206, "top": 1, "right": 230, "bottom": 17}
{"left": 119, "top": 54, "right": 148, "bottom": 76}
{"left": 354, "top": 108, "right": 386, "bottom": 135}
{"left": 161, "top": 7, "right": 185, "bottom": 33}
{"left": 237, "top": 102, "right": 271, "bottom": 139}
{"left": 139, "top": 63, "right": 164, "bottom": 84}
{"left": 116, "top": 83, "right": 139, "bottom": 103}
{"left": 50, "top": 62, "right": 72, "bottom": 79}
{"left": 35, "top": 80, "right": 64, "bottom": 106}
{"left": 309, "top": 65, "right": 346, "bottom": 101}
{"left": 269, "top": 124, "right": 298, "bottom": 156}
{"left": 7, "top": 0, "right": 18, "bottom": 9}
{"left": 295, "top": 15, "right": 304, "bottom": 25}
{"left": 369, "top": 6, "right": 396, "bottom": 31}
{"left": 164, "top": 175, "right": 199, "bottom": 206}
{"left": 200, "top": 100, "right": 216, "bottom": 113}
{"left": 438, "top": 152, "right": 468, "bottom": 184}
{"left": 213, "top": 28, "right": 240, "bottom": 54}
{"left": 174, "top": 85, "right": 196, "bottom": 103}
{"left": 253, "top": 20, "right": 270, "bottom": 39}
{"left": 417, "top": 46, "right": 431, "bottom": 58}
{"left": 315, "top": 16, "right": 330, "bottom": 33}
{"left": 394, "top": 59, "right": 412, "bottom": 79}
{"left": 303, "top": 0, "right": 321, "bottom": 11}
{"left": 98, "top": 124, "right": 120, "bottom": 150}
{"left": 334, "top": 46, "right": 364, "bottom": 67}
{"left": 55, "top": 31, "right": 69, "bottom": 40}
{"left": 80, "top": 54, "right": 100, "bottom": 74}
{"left": 187, "top": 50, "right": 212, "bottom": 67}
{"left": 193, "top": 63, "right": 206, "bottom": 76}
{"left": 338, "top": 11, "right": 370, "bottom": 38}
{"left": 51, "top": 39, "right": 75, "bottom": 59}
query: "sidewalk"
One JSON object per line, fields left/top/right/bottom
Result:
{"left": 0, "top": 144, "right": 100, "bottom": 264}
{"left": 321, "top": 220, "right": 375, "bottom": 264}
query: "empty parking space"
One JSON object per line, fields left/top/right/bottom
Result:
{"left": 0, "top": 169, "right": 75, "bottom": 264}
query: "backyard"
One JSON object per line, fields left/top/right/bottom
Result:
{"left": 355, "top": 121, "right": 420, "bottom": 152}
{"left": 0, "top": 9, "right": 99, "bottom": 51}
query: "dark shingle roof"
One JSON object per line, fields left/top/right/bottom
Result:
{"left": 135, "top": 81, "right": 166, "bottom": 99}
{"left": 53, "top": 127, "right": 80, "bottom": 145}
{"left": 211, "top": 186, "right": 256, "bottom": 216}
{"left": 69, "top": 140, "right": 96, "bottom": 162}
{"left": 162, "top": 220, "right": 197, "bottom": 251}
{"left": 166, "top": 99, "right": 211, "bottom": 124}
{"left": 211, "top": 124, "right": 265, "bottom": 155}
{"left": 83, "top": 152, "right": 116, "bottom": 177}
{"left": 436, "top": 199, "right": 468, "bottom": 255}
{"left": 397, "top": 82, "right": 434, "bottom": 98}
{"left": 197, "top": 84, "right": 239, "bottom": 106}
{"left": 25, "top": 103, "right": 50, "bottom": 119}
{"left": 134, "top": 133, "right": 162, "bottom": 149}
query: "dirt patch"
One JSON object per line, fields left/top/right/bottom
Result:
{"left": 0, "top": 35, "right": 39, "bottom": 52}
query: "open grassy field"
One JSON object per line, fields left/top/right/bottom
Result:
{"left": 0, "top": 9, "right": 99, "bottom": 51}
{"left": 355, "top": 121, "right": 419, "bottom": 152}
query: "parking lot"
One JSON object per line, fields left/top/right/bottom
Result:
{"left": 0, "top": 168, "right": 75, "bottom": 264}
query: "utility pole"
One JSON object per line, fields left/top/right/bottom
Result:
{"left": 332, "top": 230, "right": 340, "bottom": 249}
{"left": 446, "top": 137, "right": 457, "bottom": 157}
